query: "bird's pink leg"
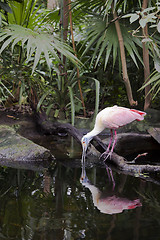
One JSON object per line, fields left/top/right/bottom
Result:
{"left": 110, "top": 129, "right": 117, "bottom": 155}
{"left": 106, "top": 129, "right": 117, "bottom": 159}
{"left": 100, "top": 129, "right": 113, "bottom": 160}
{"left": 106, "top": 129, "right": 113, "bottom": 153}
{"left": 101, "top": 129, "right": 117, "bottom": 161}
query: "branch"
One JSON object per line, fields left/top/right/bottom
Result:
{"left": 108, "top": 152, "right": 160, "bottom": 174}
{"left": 111, "top": 4, "right": 137, "bottom": 106}
{"left": 142, "top": 0, "right": 152, "bottom": 110}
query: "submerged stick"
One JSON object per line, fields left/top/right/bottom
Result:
{"left": 109, "top": 152, "right": 160, "bottom": 174}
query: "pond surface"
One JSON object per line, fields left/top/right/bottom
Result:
{"left": 1, "top": 106, "right": 160, "bottom": 240}
{"left": 0, "top": 133, "right": 160, "bottom": 240}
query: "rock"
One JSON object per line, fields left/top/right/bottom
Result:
{"left": 0, "top": 125, "right": 54, "bottom": 162}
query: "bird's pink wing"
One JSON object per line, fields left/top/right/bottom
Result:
{"left": 102, "top": 107, "right": 146, "bottom": 129}
{"left": 130, "top": 109, "right": 146, "bottom": 120}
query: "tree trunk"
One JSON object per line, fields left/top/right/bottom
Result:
{"left": 62, "top": 0, "right": 69, "bottom": 44}
{"left": 142, "top": 0, "right": 151, "bottom": 110}
{"left": 58, "top": 0, "right": 69, "bottom": 106}
{"left": 68, "top": 0, "right": 86, "bottom": 117}
{"left": 111, "top": 4, "right": 137, "bottom": 106}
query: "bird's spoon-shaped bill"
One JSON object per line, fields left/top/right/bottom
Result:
{"left": 81, "top": 145, "right": 86, "bottom": 165}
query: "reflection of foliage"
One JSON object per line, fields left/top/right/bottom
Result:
{"left": 138, "top": 186, "right": 160, "bottom": 226}
{"left": 140, "top": 190, "right": 160, "bottom": 211}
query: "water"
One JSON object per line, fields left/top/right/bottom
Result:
{"left": 0, "top": 149, "right": 160, "bottom": 240}
{"left": 0, "top": 109, "right": 160, "bottom": 240}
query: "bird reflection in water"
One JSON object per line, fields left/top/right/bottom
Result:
{"left": 80, "top": 167, "right": 142, "bottom": 215}
{"left": 81, "top": 147, "right": 115, "bottom": 190}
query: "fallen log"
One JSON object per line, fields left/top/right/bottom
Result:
{"left": 34, "top": 111, "right": 160, "bottom": 173}
{"left": 107, "top": 152, "right": 160, "bottom": 173}
{"left": 35, "top": 111, "right": 83, "bottom": 142}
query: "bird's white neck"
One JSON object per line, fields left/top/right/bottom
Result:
{"left": 83, "top": 183, "right": 101, "bottom": 206}
{"left": 85, "top": 126, "right": 104, "bottom": 139}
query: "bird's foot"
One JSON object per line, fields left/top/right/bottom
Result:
{"left": 100, "top": 151, "right": 112, "bottom": 161}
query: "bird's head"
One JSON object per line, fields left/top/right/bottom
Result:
{"left": 81, "top": 135, "right": 93, "bottom": 157}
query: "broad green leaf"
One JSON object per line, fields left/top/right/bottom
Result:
{"left": 0, "top": 81, "right": 14, "bottom": 97}
{"left": 154, "top": 58, "right": 160, "bottom": 73}
{"left": 46, "top": 103, "right": 54, "bottom": 116}
{"left": 85, "top": 77, "right": 100, "bottom": 120}
{"left": 122, "top": 13, "right": 137, "bottom": 18}
{"left": 68, "top": 86, "right": 75, "bottom": 126}
{"left": 0, "top": 25, "right": 81, "bottom": 74}
{"left": 104, "top": 42, "right": 112, "bottom": 69}
{"left": 19, "top": 81, "right": 25, "bottom": 105}
{"left": 130, "top": 14, "right": 139, "bottom": 23}
{"left": 142, "top": 7, "right": 156, "bottom": 13}
{"left": 157, "top": 22, "right": 160, "bottom": 33}
{"left": 37, "top": 89, "right": 52, "bottom": 112}
{"left": 93, "top": 78, "right": 100, "bottom": 118}
{"left": 82, "top": 14, "right": 143, "bottom": 71}
{"left": 32, "top": 46, "right": 42, "bottom": 74}
{"left": 139, "top": 18, "right": 147, "bottom": 28}
{"left": 0, "top": 35, "right": 16, "bottom": 53}
{"left": 91, "top": 35, "right": 104, "bottom": 66}
{"left": 11, "top": 36, "right": 24, "bottom": 52}
{"left": 125, "top": 43, "right": 138, "bottom": 68}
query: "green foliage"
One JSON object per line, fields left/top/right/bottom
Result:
{"left": 0, "top": 1, "right": 12, "bottom": 13}
{"left": 123, "top": 2, "right": 160, "bottom": 101}
{"left": 139, "top": 70, "right": 160, "bottom": 99}
{"left": 0, "top": 79, "right": 13, "bottom": 104}
{"left": 81, "top": 14, "right": 142, "bottom": 71}
{"left": 0, "top": 24, "right": 79, "bottom": 74}
{"left": 0, "top": 0, "right": 82, "bottom": 120}
{"left": 68, "top": 86, "right": 75, "bottom": 125}
{"left": 0, "top": 0, "right": 160, "bottom": 119}
{"left": 123, "top": 5, "right": 160, "bottom": 28}
{"left": 7, "top": 0, "right": 42, "bottom": 27}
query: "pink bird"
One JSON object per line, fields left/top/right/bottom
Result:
{"left": 81, "top": 105, "right": 146, "bottom": 160}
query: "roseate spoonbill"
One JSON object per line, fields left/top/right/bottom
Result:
{"left": 81, "top": 105, "right": 146, "bottom": 160}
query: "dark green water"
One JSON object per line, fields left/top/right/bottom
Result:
{"left": 0, "top": 155, "right": 160, "bottom": 240}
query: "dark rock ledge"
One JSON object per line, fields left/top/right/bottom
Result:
{"left": 0, "top": 125, "right": 54, "bottom": 162}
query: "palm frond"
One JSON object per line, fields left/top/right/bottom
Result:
{"left": 0, "top": 24, "right": 81, "bottom": 74}
{"left": 139, "top": 70, "right": 160, "bottom": 99}
{"left": 72, "top": 0, "right": 106, "bottom": 12}
{"left": 81, "top": 15, "right": 143, "bottom": 70}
